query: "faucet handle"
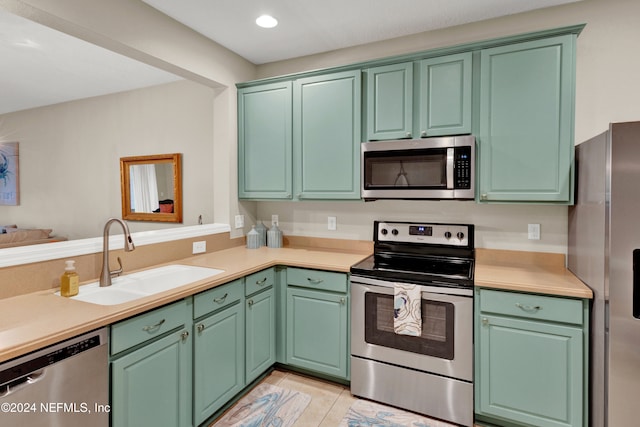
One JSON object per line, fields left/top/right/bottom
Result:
{"left": 110, "top": 257, "right": 124, "bottom": 278}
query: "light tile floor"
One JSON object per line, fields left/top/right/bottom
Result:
{"left": 235, "top": 369, "right": 481, "bottom": 427}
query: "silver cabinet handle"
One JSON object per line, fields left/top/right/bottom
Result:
{"left": 482, "top": 317, "right": 489, "bottom": 325}
{"left": 197, "top": 324, "right": 205, "bottom": 333}
{"left": 213, "top": 293, "right": 228, "bottom": 304}
{"left": 421, "top": 130, "right": 427, "bottom": 137}
{"left": 255, "top": 277, "right": 268, "bottom": 286}
{"left": 516, "top": 303, "right": 541, "bottom": 313}
{"left": 307, "top": 277, "right": 323, "bottom": 285}
{"left": 142, "top": 318, "right": 165, "bottom": 332}
{"left": 339, "top": 297, "right": 346, "bottom": 305}
{"left": 181, "top": 331, "right": 189, "bottom": 342}
{"left": 405, "top": 132, "right": 412, "bottom": 138}
{"left": 247, "top": 299, "right": 254, "bottom": 307}
{"left": 480, "top": 193, "right": 488, "bottom": 200}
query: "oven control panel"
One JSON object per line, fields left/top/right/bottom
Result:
{"left": 376, "top": 221, "right": 472, "bottom": 247}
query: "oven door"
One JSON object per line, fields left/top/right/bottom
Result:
{"left": 351, "top": 277, "right": 473, "bottom": 381}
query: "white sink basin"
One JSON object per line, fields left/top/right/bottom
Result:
{"left": 57, "top": 265, "right": 224, "bottom": 305}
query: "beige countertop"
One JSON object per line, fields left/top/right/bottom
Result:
{"left": 0, "top": 245, "right": 592, "bottom": 363}
{"left": 0, "top": 245, "right": 370, "bottom": 363}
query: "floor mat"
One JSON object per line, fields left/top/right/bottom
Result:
{"left": 338, "top": 399, "right": 457, "bottom": 427}
{"left": 211, "top": 383, "right": 312, "bottom": 427}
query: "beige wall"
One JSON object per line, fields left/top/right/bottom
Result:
{"left": 0, "top": 80, "right": 218, "bottom": 239}
{"left": 249, "top": 0, "right": 640, "bottom": 254}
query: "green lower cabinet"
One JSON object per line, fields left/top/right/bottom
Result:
{"left": 111, "top": 328, "right": 192, "bottom": 427}
{"left": 475, "top": 288, "right": 588, "bottom": 427}
{"left": 245, "top": 286, "right": 276, "bottom": 384}
{"left": 286, "top": 287, "right": 349, "bottom": 379}
{"left": 193, "top": 300, "right": 244, "bottom": 425}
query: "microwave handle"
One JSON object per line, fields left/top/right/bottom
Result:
{"left": 446, "top": 148, "right": 454, "bottom": 189}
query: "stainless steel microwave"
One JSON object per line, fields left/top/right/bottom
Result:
{"left": 361, "top": 135, "right": 475, "bottom": 200}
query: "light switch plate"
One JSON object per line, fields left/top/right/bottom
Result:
{"left": 328, "top": 216, "right": 337, "bottom": 231}
{"left": 528, "top": 224, "right": 541, "bottom": 240}
{"left": 192, "top": 241, "right": 206, "bottom": 254}
{"left": 234, "top": 215, "right": 244, "bottom": 229}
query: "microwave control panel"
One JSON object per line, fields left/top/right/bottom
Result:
{"left": 454, "top": 147, "right": 472, "bottom": 189}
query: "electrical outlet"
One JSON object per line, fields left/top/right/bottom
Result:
{"left": 528, "top": 224, "right": 541, "bottom": 240}
{"left": 328, "top": 216, "right": 337, "bottom": 231}
{"left": 271, "top": 214, "right": 279, "bottom": 226}
{"left": 192, "top": 241, "right": 206, "bottom": 254}
{"left": 234, "top": 215, "right": 244, "bottom": 229}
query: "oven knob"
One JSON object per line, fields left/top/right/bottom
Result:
{"left": 380, "top": 228, "right": 388, "bottom": 235}
{"left": 444, "top": 231, "right": 452, "bottom": 239}
{"left": 457, "top": 232, "right": 465, "bottom": 240}
{"left": 392, "top": 229, "right": 399, "bottom": 236}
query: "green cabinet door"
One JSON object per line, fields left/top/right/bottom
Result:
{"left": 286, "top": 287, "right": 348, "bottom": 379}
{"left": 293, "top": 70, "right": 361, "bottom": 199}
{"left": 478, "top": 35, "right": 576, "bottom": 203}
{"left": 417, "top": 52, "right": 472, "bottom": 137}
{"left": 111, "top": 328, "right": 192, "bottom": 427}
{"left": 477, "top": 314, "right": 583, "bottom": 427}
{"left": 245, "top": 287, "right": 276, "bottom": 383}
{"left": 365, "top": 62, "right": 413, "bottom": 141}
{"left": 238, "top": 81, "right": 292, "bottom": 199}
{"left": 193, "top": 301, "right": 244, "bottom": 425}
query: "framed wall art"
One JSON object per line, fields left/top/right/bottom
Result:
{"left": 0, "top": 142, "right": 19, "bottom": 206}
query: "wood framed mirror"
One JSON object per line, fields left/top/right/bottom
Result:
{"left": 120, "top": 153, "right": 182, "bottom": 223}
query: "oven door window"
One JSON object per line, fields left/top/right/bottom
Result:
{"left": 363, "top": 149, "right": 447, "bottom": 189}
{"left": 364, "top": 293, "right": 454, "bottom": 360}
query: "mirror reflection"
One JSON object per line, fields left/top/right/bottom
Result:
{"left": 120, "top": 154, "right": 182, "bottom": 223}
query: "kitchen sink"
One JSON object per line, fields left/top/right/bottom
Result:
{"left": 57, "top": 264, "right": 224, "bottom": 305}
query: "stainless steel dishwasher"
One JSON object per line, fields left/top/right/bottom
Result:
{"left": 0, "top": 328, "right": 109, "bottom": 427}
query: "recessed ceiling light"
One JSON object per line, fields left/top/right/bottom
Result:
{"left": 256, "top": 14, "right": 278, "bottom": 29}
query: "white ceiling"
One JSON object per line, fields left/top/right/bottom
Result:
{"left": 0, "top": 0, "right": 580, "bottom": 115}
{"left": 142, "top": 0, "right": 581, "bottom": 64}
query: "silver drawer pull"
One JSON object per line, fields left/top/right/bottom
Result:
{"left": 247, "top": 299, "right": 254, "bottom": 307}
{"left": 213, "top": 293, "right": 228, "bottom": 304}
{"left": 482, "top": 317, "right": 489, "bottom": 325}
{"left": 307, "top": 277, "right": 323, "bottom": 285}
{"left": 516, "top": 303, "right": 541, "bottom": 313}
{"left": 256, "top": 277, "right": 268, "bottom": 286}
{"left": 197, "top": 323, "right": 205, "bottom": 333}
{"left": 181, "top": 331, "right": 189, "bottom": 342}
{"left": 339, "top": 297, "right": 346, "bottom": 305}
{"left": 142, "top": 318, "right": 166, "bottom": 332}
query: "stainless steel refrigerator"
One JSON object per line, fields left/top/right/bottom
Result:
{"left": 568, "top": 121, "right": 640, "bottom": 427}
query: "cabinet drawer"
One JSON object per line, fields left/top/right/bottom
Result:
{"left": 111, "top": 299, "right": 188, "bottom": 355}
{"left": 245, "top": 268, "right": 275, "bottom": 296}
{"left": 479, "top": 288, "right": 583, "bottom": 325}
{"left": 194, "top": 279, "right": 243, "bottom": 319}
{"left": 287, "top": 268, "right": 347, "bottom": 293}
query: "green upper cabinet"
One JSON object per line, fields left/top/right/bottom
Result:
{"left": 365, "top": 62, "right": 414, "bottom": 140}
{"left": 364, "top": 53, "right": 472, "bottom": 141}
{"left": 477, "top": 35, "right": 576, "bottom": 203}
{"left": 293, "top": 70, "right": 361, "bottom": 199}
{"left": 238, "top": 81, "right": 292, "bottom": 199}
{"left": 417, "top": 52, "right": 472, "bottom": 137}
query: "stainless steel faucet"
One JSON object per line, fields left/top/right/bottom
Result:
{"left": 100, "top": 218, "right": 135, "bottom": 287}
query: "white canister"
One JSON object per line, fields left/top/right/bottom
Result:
{"left": 267, "top": 224, "right": 283, "bottom": 248}
{"left": 246, "top": 226, "right": 261, "bottom": 249}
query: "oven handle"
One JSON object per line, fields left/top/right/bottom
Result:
{"left": 350, "top": 275, "right": 473, "bottom": 297}
{"left": 350, "top": 281, "right": 473, "bottom": 306}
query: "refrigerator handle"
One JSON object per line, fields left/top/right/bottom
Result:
{"left": 634, "top": 249, "right": 640, "bottom": 319}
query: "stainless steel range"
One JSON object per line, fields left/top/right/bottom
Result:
{"left": 350, "top": 221, "right": 474, "bottom": 427}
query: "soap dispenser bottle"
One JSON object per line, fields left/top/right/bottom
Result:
{"left": 60, "top": 260, "right": 79, "bottom": 297}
